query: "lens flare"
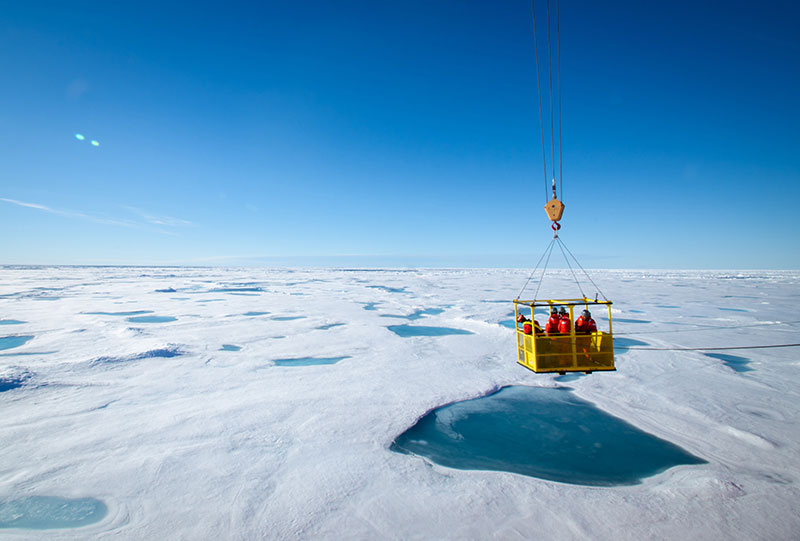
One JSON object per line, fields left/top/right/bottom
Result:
{"left": 75, "top": 133, "right": 85, "bottom": 140}
{"left": 90, "top": 140, "right": 100, "bottom": 147}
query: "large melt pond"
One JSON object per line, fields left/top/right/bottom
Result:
{"left": 388, "top": 325, "right": 473, "bottom": 337}
{"left": 0, "top": 335, "right": 34, "bottom": 351}
{"left": 392, "top": 386, "right": 706, "bottom": 486}
{"left": 0, "top": 496, "right": 107, "bottom": 530}
{"left": 272, "top": 356, "right": 350, "bottom": 366}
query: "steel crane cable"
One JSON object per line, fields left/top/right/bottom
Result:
{"left": 545, "top": 0, "right": 556, "bottom": 194}
{"left": 625, "top": 343, "right": 800, "bottom": 351}
{"left": 531, "top": 0, "right": 550, "bottom": 203}
{"left": 531, "top": 0, "right": 562, "bottom": 203}
{"left": 616, "top": 320, "right": 800, "bottom": 336}
{"left": 556, "top": 0, "right": 562, "bottom": 201}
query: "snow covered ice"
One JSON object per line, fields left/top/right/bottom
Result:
{"left": 1, "top": 266, "right": 799, "bottom": 539}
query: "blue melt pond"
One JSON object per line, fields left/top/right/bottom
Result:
{"left": 499, "top": 320, "right": 517, "bottom": 329}
{"left": 381, "top": 308, "right": 445, "bottom": 321}
{"left": 133, "top": 348, "right": 182, "bottom": 359}
{"left": 612, "top": 318, "right": 651, "bottom": 324}
{"left": 319, "top": 323, "right": 345, "bottom": 330}
{"left": 86, "top": 310, "right": 153, "bottom": 316}
{"left": 209, "top": 287, "right": 264, "bottom": 293}
{"left": 705, "top": 353, "right": 753, "bottom": 373}
{"left": 554, "top": 373, "right": 585, "bottom": 383}
{"left": 0, "top": 496, "right": 107, "bottom": 530}
{"left": 388, "top": 325, "right": 473, "bottom": 337}
{"left": 367, "top": 285, "right": 407, "bottom": 294}
{"left": 0, "top": 376, "right": 27, "bottom": 392}
{"left": 92, "top": 347, "right": 183, "bottom": 364}
{"left": 272, "top": 316, "right": 305, "bottom": 321}
{"left": 391, "top": 386, "right": 706, "bottom": 486}
{"left": 243, "top": 311, "right": 269, "bottom": 316}
{"left": 719, "top": 307, "right": 748, "bottom": 313}
{"left": 220, "top": 344, "right": 241, "bottom": 352}
{"left": 0, "top": 336, "right": 34, "bottom": 351}
{"left": 363, "top": 303, "right": 380, "bottom": 311}
{"left": 0, "top": 320, "right": 25, "bottom": 325}
{"left": 126, "top": 316, "right": 176, "bottom": 323}
{"left": 273, "top": 356, "right": 350, "bottom": 366}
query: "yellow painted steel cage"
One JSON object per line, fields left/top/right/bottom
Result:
{"left": 513, "top": 298, "right": 616, "bottom": 374}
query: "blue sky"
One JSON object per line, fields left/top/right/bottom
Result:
{"left": 1, "top": 1, "right": 798, "bottom": 268}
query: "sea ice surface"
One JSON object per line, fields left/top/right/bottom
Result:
{"left": 0, "top": 267, "right": 799, "bottom": 539}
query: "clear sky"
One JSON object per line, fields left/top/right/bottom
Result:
{"left": 1, "top": 1, "right": 798, "bottom": 268}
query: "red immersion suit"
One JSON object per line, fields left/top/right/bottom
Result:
{"left": 575, "top": 316, "right": 597, "bottom": 333}
{"left": 558, "top": 315, "right": 571, "bottom": 334}
{"left": 545, "top": 315, "right": 561, "bottom": 335}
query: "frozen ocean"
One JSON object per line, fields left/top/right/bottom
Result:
{"left": 1, "top": 266, "right": 799, "bottom": 539}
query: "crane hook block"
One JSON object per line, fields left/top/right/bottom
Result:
{"left": 544, "top": 198, "right": 565, "bottom": 222}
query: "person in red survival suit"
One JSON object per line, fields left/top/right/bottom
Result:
{"left": 516, "top": 313, "right": 543, "bottom": 335}
{"left": 544, "top": 306, "right": 561, "bottom": 335}
{"left": 575, "top": 309, "right": 597, "bottom": 333}
{"left": 517, "top": 313, "right": 531, "bottom": 335}
{"left": 557, "top": 306, "right": 571, "bottom": 334}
